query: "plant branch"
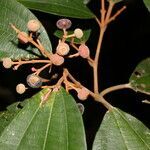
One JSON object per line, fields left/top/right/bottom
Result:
{"left": 107, "top": 6, "right": 126, "bottom": 24}
{"left": 100, "top": 83, "right": 132, "bottom": 96}
{"left": 12, "top": 59, "right": 50, "bottom": 65}
{"left": 12, "top": 59, "right": 51, "bottom": 70}
{"left": 101, "top": 0, "right": 106, "bottom": 25}
{"left": 34, "top": 63, "right": 52, "bottom": 75}
{"left": 10, "top": 24, "right": 52, "bottom": 60}
{"left": 142, "top": 100, "right": 150, "bottom": 104}
{"left": 93, "top": 27, "right": 106, "bottom": 94}
{"left": 93, "top": 1, "right": 126, "bottom": 94}
{"left": 64, "top": 68, "right": 113, "bottom": 110}
{"left": 105, "top": 1, "right": 115, "bottom": 23}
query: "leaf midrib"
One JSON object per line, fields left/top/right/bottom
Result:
{"left": 42, "top": 93, "right": 56, "bottom": 150}
{"left": 60, "top": 90, "right": 69, "bottom": 150}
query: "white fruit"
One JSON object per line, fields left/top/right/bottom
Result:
{"left": 74, "top": 28, "right": 83, "bottom": 39}
{"left": 27, "top": 74, "right": 42, "bottom": 88}
{"left": 27, "top": 19, "right": 41, "bottom": 32}
{"left": 2, "top": 58, "right": 12, "bottom": 69}
{"left": 56, "top": 41, "right": 70, "bottom": 56}
{"left": 16, "top": 83, "right": 26, "bottom": 94}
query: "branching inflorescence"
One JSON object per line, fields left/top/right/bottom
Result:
{"left": 2, "top": 0, "right": 126, "bottom": 110}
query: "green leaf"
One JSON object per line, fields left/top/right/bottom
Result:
{"left": 17, "top": 0, "right": 94, "bottom": 19}
{"left": 0, "top": 88, "right": 87, "bottom": 150}
{"left": 0, "top": 0, "right": 52, "bottom": 60}
{"left": 129, "top": 58, "right": 150, "bottom": 95}
{"left": 0, "top": 102, "right": 23, "bottom": 135}
{"left": 92, "top": 108, "right": 150, "bottom": 150}
{"left": 143, "top": 0, "right": 150, "bottom": 11}
{"left": 54, "top": 29, "right": 91, "bottom": 44}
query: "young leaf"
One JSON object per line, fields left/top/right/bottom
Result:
{"left": 129, "top": 58, "right": 150, "bottom": 95}
{"left": 0, "top": 0, "right": 52, "bottom": 61}
{"left": 54, "top": 29, "right": 91, "bottom": 44}
{"left": 0, "top": 88, "right": 87, "bottom": 150}
{"left": 17, "top": 0, "right": 94, "bottom": 19}
{"left": 92, "top": 108, "right": 150, "bottom": 150}
{"left": 143, "top": 0, "right": 150, "bottom": 12}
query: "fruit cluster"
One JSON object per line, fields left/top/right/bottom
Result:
{"left": 2, "top": 18, "right": 91, "bottom": 105}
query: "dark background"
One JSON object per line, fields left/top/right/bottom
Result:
{"left": 0, "top": 0, "right": 150, "bottom": 149}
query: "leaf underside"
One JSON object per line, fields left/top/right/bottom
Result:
{"left": 17, "top": 0, "right": 94, "bottom": 19}
{"left": 92, "top": 108, "right": 150, "bottom": 150}
{"left": 0, "top": 88, "right": 87, "bottom": 150}
{"left": 129, "top": 57, "right": 150, "bottom": 94}
{"left": 0, "top": 0, "right": 51, "bottom": 61}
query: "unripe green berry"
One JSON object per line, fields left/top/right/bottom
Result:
{"left": 27, "top": 74, "right": 42, "bottom": 88}
{"left": 16, "top": 83, "right": 26, "bottom": 94}
{"left": 78, "top": 44, "right": 90, "bottom": 58}
{"left": 77, "top": 87, "right": 90, "bottom": 100}
{"left": 50, "top": 54, "right": 64, "bottom": 66}
{"left": 2, "top": 58, "right": 12, "bottom": 69}
{"left": 56, "top": 41, "right": 70, "bottom": 56}
{"left": 74, "top": 28, "right": 83, "bottom": 39}
{"left": 17, "top": 32, "right": 28, "bottom": 44}
{"left": 27, "top": 19, "right": 41, "bottom": 32}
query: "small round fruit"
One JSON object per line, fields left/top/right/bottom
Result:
{"left": 17, "top": 32, "right": 28, "bottom": 44}
{"left": 77, "top": 87, "right": 90, "bottom": 100}
{"left": 77, "top": 103, "right": 85, "bottom": 115}
{"left": 16, "top": 83, "right": 26, "bottom": 94}
{"left": 74, "top": 28, "right": 83, "bottom": 39}
{"left": 27, "top": 19, "right": 41, "bottom": 32}
{"left": 27, "top": 74, "right": 42, "bottom": 88}
{"left": 56, "top": 18, "right": 72, "bottom": 30}
{"left": 56, "top": 41, "right": 70, "bottom": 56}
{"left": 78, "top": 44, "right": 90, "bottom": 58}
{"left": 50, "top": 54, "right": 64, "bottom": 66}
{"left": 2, "top": 58, "right": 12, "bottom": 69}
